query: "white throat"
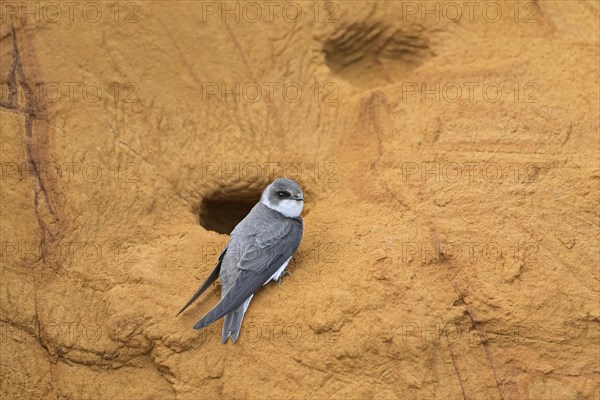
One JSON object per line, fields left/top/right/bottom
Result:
{"left": 261, "top": 192, "right": 303, "bottom": 218}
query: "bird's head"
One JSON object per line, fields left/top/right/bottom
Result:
{"left": 261, "top": 178, "right": 304, "bottom": 218}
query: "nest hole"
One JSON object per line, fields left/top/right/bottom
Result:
{"left": 323, "top": 23, "right": 433, "bottom": 89}
{"left": 197, "top": 191, "right": 262, "bottom": 234}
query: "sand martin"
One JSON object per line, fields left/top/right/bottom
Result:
{"left": 178, "top": 178, "right": 304, "bottom": 343}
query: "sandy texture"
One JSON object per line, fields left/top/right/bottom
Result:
{"left": 1, "top": 1, "right": 599, "bottom": 399}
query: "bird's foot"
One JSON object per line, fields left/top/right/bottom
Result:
{"left": 277, "top": 270, "right": 292, "bottom": 286}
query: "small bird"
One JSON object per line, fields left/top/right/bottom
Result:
{"left": 178, "top": 178, "right": 304, "bottom": 343}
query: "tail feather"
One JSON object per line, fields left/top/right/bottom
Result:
{"left": 177, "top": 247, "right": 227, "bottom": 316}
{"left": 221, "top": 295, "right": 254, "bottom": 343}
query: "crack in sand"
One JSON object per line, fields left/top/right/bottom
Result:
{"left": 414, "top": 178, "right": 506, "bottom": 399}
{"left": 444, "top": 332, "right": 468, "bottom": 400}
{"left": 1, "top": 27, "right": 59, "bottom": 255}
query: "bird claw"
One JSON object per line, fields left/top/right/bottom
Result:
{"left": 277, "top": 270, "right": 292, "bottom": 286}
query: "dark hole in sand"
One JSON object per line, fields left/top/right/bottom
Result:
{"left": 198, "top": 192, "right": 261, "bottom": 235}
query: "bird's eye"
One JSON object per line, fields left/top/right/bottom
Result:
{"left": 277, "top": 191, "right": 287, "bottom": 198}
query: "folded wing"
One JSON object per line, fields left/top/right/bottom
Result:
{"left": 193, "top": 219, "right": 302, "bottom": 330}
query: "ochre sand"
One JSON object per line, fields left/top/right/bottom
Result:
{"left": 1, "top": 1, "right": 599, "bottom": 399}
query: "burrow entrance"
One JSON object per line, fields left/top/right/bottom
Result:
{"left": 197, "top": 190, "right": 262, "bottom": 235}
{"left": 323, "top": 23, "right": 433, "bottom": 89}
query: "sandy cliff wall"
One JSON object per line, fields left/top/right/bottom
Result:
{"left": 1, "top": 1, "right": 599, "bottom": 399}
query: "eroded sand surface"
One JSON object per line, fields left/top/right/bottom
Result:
{"left": 1, "top": 1, "right": 599, "bottom": 399}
